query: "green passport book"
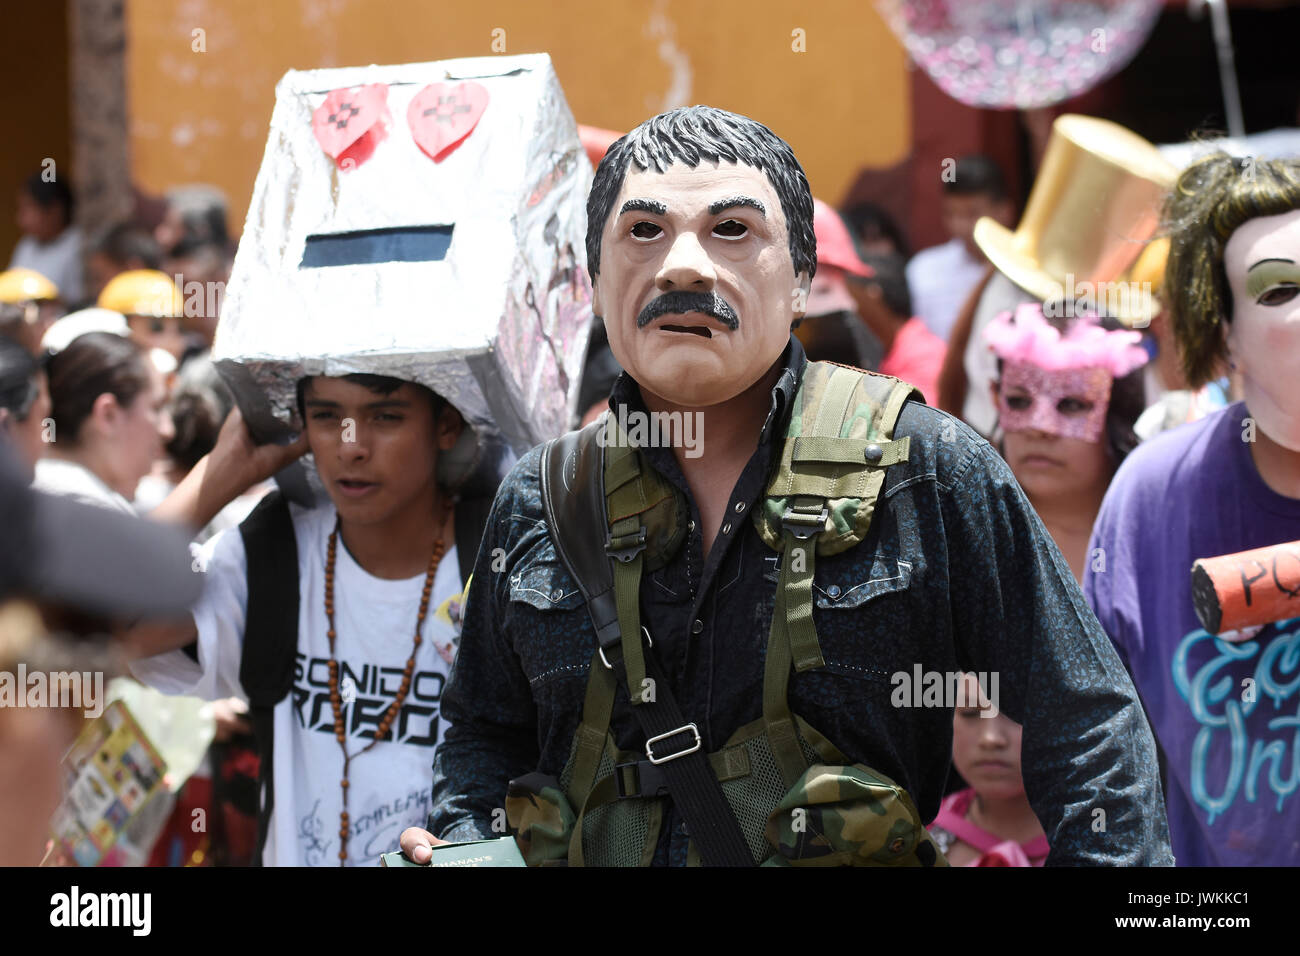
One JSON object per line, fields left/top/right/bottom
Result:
{"left": 380, "top": 837, "right": 526, "bottom": 868}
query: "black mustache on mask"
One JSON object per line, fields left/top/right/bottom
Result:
{"left": 636, "top": 291, "right": 739, "bottom": 330}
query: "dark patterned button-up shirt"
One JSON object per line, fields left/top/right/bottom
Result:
{"left": 429, "top": 335, "right": 1173, "bottom": 865}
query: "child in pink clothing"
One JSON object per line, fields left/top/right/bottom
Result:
{"left": 928, "top": 674, "right": 1050, "bottom": 866}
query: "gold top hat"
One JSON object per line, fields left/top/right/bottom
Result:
{"left": 973, "top": 114, "right": 1177, "bottom": 326}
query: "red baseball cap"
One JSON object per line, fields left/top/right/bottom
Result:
{"left": 813, "top": 198, "right": 873, "bottom": 279}
{"left": 578, "top": 125, "right": 623, "bottom": 169}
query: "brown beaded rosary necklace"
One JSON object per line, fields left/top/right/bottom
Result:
{"left": 324, "top": 510, "right": 447, "bottom": 866}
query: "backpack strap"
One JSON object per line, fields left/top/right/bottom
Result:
{"left": 540, "top": 420, "right": 618, "bottom": 808}
{"left": 541, "top": 417, "right": 752, "bottom": 866}
{"left": 603, "top": 435, "right": 648, "bottom": 694}
{"left": 539, "top": 416, "right": 687, "bottom": 803}
{"left": 237, "top": 489, "right": 300, "bottom": 867}
{"left": 757, "top": 363, "right": 921, "bottom": 786}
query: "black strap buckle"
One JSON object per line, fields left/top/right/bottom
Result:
{"left": 614, "top": 759, "right": 670, "bottom": 799}
{"left": 605, "top": 527, "right": 648, "bottom": 563}
{"left": 781, "top": 504, "right": 829, "bottom": 540}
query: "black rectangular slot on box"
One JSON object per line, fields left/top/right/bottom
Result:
{"left": 299, "top": 225, "right": 454, "bottom": 268}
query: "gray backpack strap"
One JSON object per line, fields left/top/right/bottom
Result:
{"left": 539, "top": 418, "right": 620, "bottom": 648}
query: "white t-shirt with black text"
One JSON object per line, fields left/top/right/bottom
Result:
{"left": 130, "top": 500, "right": 464, "bottom": 866}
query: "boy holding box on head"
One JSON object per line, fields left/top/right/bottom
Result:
{"left": 125, "top": 54, "right": 596, "bottom": 866}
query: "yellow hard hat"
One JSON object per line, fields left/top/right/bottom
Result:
{"left": 0, "top": 268, "right": 59, "bottom": 304}
{"left": 98, "top": 270, "right": 184, "bottom": 318}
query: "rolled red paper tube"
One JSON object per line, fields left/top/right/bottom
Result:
{"left": 1190, "top": 539, "right": 1300, "bottom": 635}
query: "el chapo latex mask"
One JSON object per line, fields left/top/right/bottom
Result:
{"left": 587, "top": 106, "right": 815, "bottom": 408}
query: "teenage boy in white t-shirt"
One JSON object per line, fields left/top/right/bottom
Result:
{"left": 130, "top": 372, "right": 475, "bottom": 866}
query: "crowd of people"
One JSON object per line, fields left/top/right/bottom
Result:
{"left": 2, "top": 178, "right": 285, "bottom": 866}
{"left": 2, "top": 92, "right": 1298, "bottom": 869}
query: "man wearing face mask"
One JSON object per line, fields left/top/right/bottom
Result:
{"left": 1085, "top": 154, "right": 1300, "bottom": 866}
{"left": 405, "top": 106, "right": 1170, "bottom": 867}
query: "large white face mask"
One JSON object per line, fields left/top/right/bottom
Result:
{"left": 1224, "top": 207, "right": 1300, "bottom": 452}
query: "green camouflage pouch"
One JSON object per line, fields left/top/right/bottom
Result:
{"left": 763, "top": 763, "right": 948, "bottom": 867}
{"left": 505, "top": 773, "right": 576, "bottom": 867}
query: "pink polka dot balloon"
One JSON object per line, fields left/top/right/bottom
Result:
{"left": 876, "top": 0, "right": 1163, "bottom": 109}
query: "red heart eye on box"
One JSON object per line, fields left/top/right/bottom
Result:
{"left": 311, "top": 83, "right": 391, "bottom": 170}
{"left": 407, "top": 81, "right": 490, "bottom": 163}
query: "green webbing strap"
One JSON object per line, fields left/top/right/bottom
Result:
{"left": 810, "top": 365, "right": 861, "bottom": 437}
{"left": 604, "top": 431, "right": 654, "bottom": 706}
{"left": 568, "top": 776, "right": 614, "bottom": 867}
{"left": 763, "top": 536, "right": 807, "bottom": 790}
{"left": 604, "top": 440, "right": 641, "bottom": 494}
{"left": 790, "top": 435, "right": 911, "bottom": 467}
{"left": 759, "top": 370, "right": 919, "bottom": 790}
{"left": 566, "top": 651, "right": 618, "bottom": 810}
{"left": 611, "top": 535, "right": 647, "bottom": 700}
{"left": 880, "top": 375, "right": 918, "bottom": 433}
{"left": 777, "top": 501, "right": 826, "bottom": 673}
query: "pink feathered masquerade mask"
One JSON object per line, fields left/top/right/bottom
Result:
{"left": 984, "top": 303, "right": 1150, "bottom": 442}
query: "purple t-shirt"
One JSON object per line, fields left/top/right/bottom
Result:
{"left": 1084, "top": 403, "right": 1300, "bottom": 866}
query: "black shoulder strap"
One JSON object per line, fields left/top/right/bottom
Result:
{"left": 541, "top": 419, "right": 754, "bottom": 866}
{"left": 237, "top": 489, "right": 300, "bottom": 867}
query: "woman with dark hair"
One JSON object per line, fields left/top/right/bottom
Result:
{"left": 0, "top": 334, "right": 50, "bottom": 478}
{"left": 34, "top": 331, "right": 172, "bottom": 512}
{"left": 32, "top": 327, "right": 304, "bottom": 548}
{"left": 983, "top": 302, "right": 1150, "bottom": 581}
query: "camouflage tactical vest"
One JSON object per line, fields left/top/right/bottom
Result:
{"left": 508, "top": 362, "right": 948, "bottom": 867}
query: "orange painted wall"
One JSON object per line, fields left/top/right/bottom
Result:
{"left": 0, "top": 2, "right": 69, "bottom": 263}
{"left": 125, "top": 0, "right": 909, "bottom": 236}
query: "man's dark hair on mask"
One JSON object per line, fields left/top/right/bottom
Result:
{"left": 585, "top": 106, "right": 817, "bottom": 283}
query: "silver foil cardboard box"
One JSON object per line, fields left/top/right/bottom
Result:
{"left": 214, "top": 53, "right": 595, "bottom": 497}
